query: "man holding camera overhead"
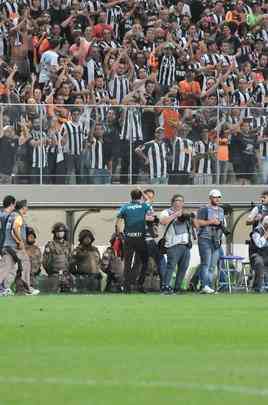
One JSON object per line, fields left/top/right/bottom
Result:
{"left": 197, "top": 189, "right": 226, "bottom": 294}
{"left": 160, "top": 194, "right": 196, "bottom": 295}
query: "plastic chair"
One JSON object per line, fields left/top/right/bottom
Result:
{"left": 218, "top": 256, "right": 248, "bottom": 294}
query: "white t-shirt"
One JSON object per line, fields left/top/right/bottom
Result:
{"left": 160, "top": 208, "right": 189, "bottom": 248}
{"left": 39, "top": 50, "right": 59, "bottom": 84}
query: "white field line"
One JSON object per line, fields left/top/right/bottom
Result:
{"left": 0, "top": 376, "right": 267, "bottom": 397}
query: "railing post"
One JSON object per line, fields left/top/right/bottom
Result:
{"left": 40, "top": 105, "right": 43, "bottom": 185}
{"left": 216, "top": 105, "right": 220, "bottom": 185}
{"left": 129, "top": 106, "right": 132, "bottom": 185}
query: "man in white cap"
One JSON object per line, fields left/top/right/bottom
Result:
{"left": 250, "top": 216, "right": 268, "bottom": 293}
{"left": 196, "top": 189, "right": 225, "bottom": 294}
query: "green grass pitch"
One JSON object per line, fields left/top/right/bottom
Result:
{"left": 0, "top": 294, "right": 268, "bottom": 405}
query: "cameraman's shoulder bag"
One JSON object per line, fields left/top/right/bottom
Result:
{"left": 157, "top": 219, "right": 176, "bottom": 255}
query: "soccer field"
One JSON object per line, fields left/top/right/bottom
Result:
{"left": 0, "top": 294, "right": 267, "bottom": 405}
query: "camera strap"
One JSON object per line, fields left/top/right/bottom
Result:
{"left": 162, "top": 218, "right": 176, "bottom": 241}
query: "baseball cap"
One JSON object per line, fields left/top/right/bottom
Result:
{"left": 209, "top": 189, "right": 222, "bottom": 198}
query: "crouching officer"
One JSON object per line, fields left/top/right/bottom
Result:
{"left": 42, "top": 222, "right": 74, "bottom": 293}
{"left": 250, "top": 217, "right": 268, "bottom": 293}
{"left": 25, "top": 227, "right": 42, "bottom": 289}
{"left": 115, "top": 188, "right": 153, "bottom": 293}
{"left": 69, "top": 229, "right": 107, "bottom": 292}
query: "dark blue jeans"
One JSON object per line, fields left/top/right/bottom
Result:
{"left": 198, "top": 238, "right": 220, "bottom": 288}
{"left": 164, "top": 245, "right": 190, "bottom": 290}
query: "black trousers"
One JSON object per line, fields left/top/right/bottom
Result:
{"left": 119, "top": 140, "right": 143, "bottom": 184}
{"left": 47, "top": 152, "right": 67, "bottom": 184}
{"left": 124, "top": 237, "right": 148, "bottom": 290}
{"left": 169, "top": 172, "right": 192, "bottom": 185}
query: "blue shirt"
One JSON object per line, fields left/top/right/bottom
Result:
{"left": 117, "top": 200, "right": 152, "bottom": 235}
{"left": 197, "top": 205, "right": 225, "bottom": 240}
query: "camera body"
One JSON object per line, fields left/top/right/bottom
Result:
{"left": 176, "top": 212, "right": 195, "bottom": 223}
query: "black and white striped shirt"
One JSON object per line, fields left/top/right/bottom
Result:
{"left": 86, "top": 0, "right": 101, "bottom": 14}
{"left": 251, "top": 115, "right": 267, "bottom": 132}
{"left": 106, "top": 5, "right": 123, "bottom": 39}
{"left": 194, "top": 140, "right": 216, "bottom": 175}
{"left": 158, "top": 55, "right": 176, "bottom": 88}
{"left": 70, "top": 77, "right": 86, "bottom": 93}
{"left": 109, "top": 74, "right": 129, "bottom": 104}
{"left": 30, "top": 130, "right": 47, "bottom": 168}
{"left": 94, "top": 88, "right": 110, "bottom": 121}
{"left": 85, "top": 59, "right": 104, "bottom": 84}
{"left": 212, "top": 13, "right": 224, "bottom": 25}
{"left": 259, "top": 136, "right": 268, "bottom": 159}
{"left": 4, "top": 1, "right": 19, "bottom": 21}
{"left": 61, "top": 121, "right": 86, "bottom": 156}
{"left": 141, "top": 140, "right": 168, "bottom": 179}
{"left": 40, "top": 0, "right": 49, "bottom": 10}
{"left": 231, "top": 90, "right": 250, "bottom": 107}
{"left": 0, "top": 25, "right": 7, "bottom": 58}
{"left": 224, "top": 73, "right": 238, "bottom": 90}
{"left": 253, "top": 83, "right": 268, "bottom": 107}
{"left": 172, "top": 137, "right": 194, "bottom": 174}
{"left": 239, "top": 45, "right": 253, "bottom": 62}
{"left": 120, "top": 108, "right": 143, "bottom": 142}
{"left": 99, "top": 39, "right": 119, "bottom": 54}
{"left": 201, "top": 53, "right": 221, "bottom": 67}
{"left": 90, "top": 138, "right": 104, "bottom": 169}
{"left": 220, "top": 54, "right": 238, "bottom": 68}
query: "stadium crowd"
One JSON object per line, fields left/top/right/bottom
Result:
{"left": 0, "top": 0, "right": 268, "bottom": 185}
{"left": 1, "top": 188, "right": 268, "bottom": 296}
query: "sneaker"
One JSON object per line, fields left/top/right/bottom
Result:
{"left": 163, "top": 287, "right": 174, "bottom": 295}
{"left": 0, "top": 287, "right": 14, "bottom": 297}
{"left": 201, "top": 285, "right": 215, "bottom": 294}
{"left": 25, "top": 287, "right": 40, "bottom": 296}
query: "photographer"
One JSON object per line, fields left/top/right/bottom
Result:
{"left": 160, "top": 194, "right": 196, "bottom": 295}
{"left": 246, "top": 191, "right": 268, "bottom": 282}
{"left": 246, "top": 191, "right": 268, "bottom": 229}
{"left": 197, "top": 189, "right": 226, "bottom": 294}
{"left": 250, "top": 217, "right": 268, "bottom": 293}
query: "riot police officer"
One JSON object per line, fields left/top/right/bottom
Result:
{"left": 69, "top": 229, "right": 107, "bottom": 293}
{"left": 42, "top": 222, "right": 74, "bottom": 293}
{"left": 25, "top": 227, "right": 42, "bottom": 289}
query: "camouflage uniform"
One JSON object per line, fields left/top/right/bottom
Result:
{"left": 25, "top": 243, "right": 42, "bottom": 288}
{"left": 70, "top": 229, "right": 107, "bottom": 292}
{"left": 101, "top": 247, "right": 124, "bottom": 292}
{"left": 42, "top": 225, "right": 74, "bottom": 293}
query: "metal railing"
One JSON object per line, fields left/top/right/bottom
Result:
{"left": 0, "top": 103, "right": 267, "bottom": 185}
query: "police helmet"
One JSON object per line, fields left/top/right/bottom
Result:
{"left": 78, "top": 229, "right": 95, "bottom": 244}
{"left": 52, "top": 222, "right": 68, "bottom": 234}
{"left": 26, "top": 227, "right": 37, "bottom": 239}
